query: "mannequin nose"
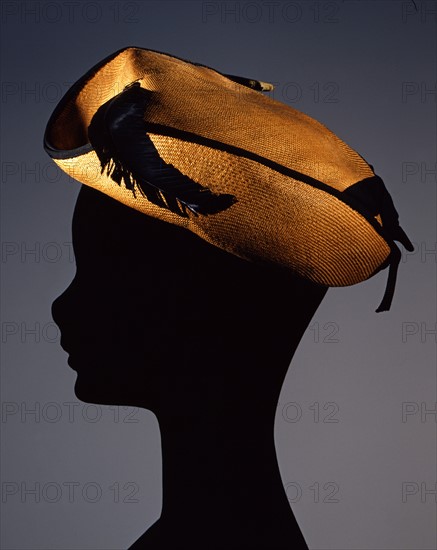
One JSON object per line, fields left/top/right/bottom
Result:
{"left": 51, "top": 278, "right": 77, "bottom": 332}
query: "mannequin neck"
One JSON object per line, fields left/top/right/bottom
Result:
{"left": 130, "top": 325, "right": 310, "bottom": 549}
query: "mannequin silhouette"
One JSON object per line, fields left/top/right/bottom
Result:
{"left": 52, "top": 185, "right": 328, "bottom": 549}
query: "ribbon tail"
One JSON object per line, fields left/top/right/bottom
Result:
{"left": 375, "top": 246, "right": 402, "bottom": 313}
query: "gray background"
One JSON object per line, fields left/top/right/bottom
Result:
{"left": 1, "top": 1, "right": 436, "bottom": 549}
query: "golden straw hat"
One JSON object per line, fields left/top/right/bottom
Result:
{"left": 44, "top": 47, "right": 413, "bottom": 312}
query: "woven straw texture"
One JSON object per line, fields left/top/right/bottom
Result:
{"left": 45, "top": 47, "right": 392, "bottom": 288}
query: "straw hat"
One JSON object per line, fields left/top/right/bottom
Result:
{"left": 44, "top": 47, "right": 413, "bottom": 311}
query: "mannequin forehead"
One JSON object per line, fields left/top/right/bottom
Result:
{"left": 72, "top": 186, "right": 202, "bottom": 268}
{"left": 71, "top": 185, "right": 271, "bottom": 276}
{"left": 70, "top": 186, "right": 259, "bottom": 299}
{"left": 71, "top": 186, "right": 325, "bottom": 314}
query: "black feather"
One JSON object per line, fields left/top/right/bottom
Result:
{"left": 88, "top": 83, "right": 237, "bottom": 218}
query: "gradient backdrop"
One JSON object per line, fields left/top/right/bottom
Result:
{"left": 1, "top": 1, "right": 436, "bottom": 549}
